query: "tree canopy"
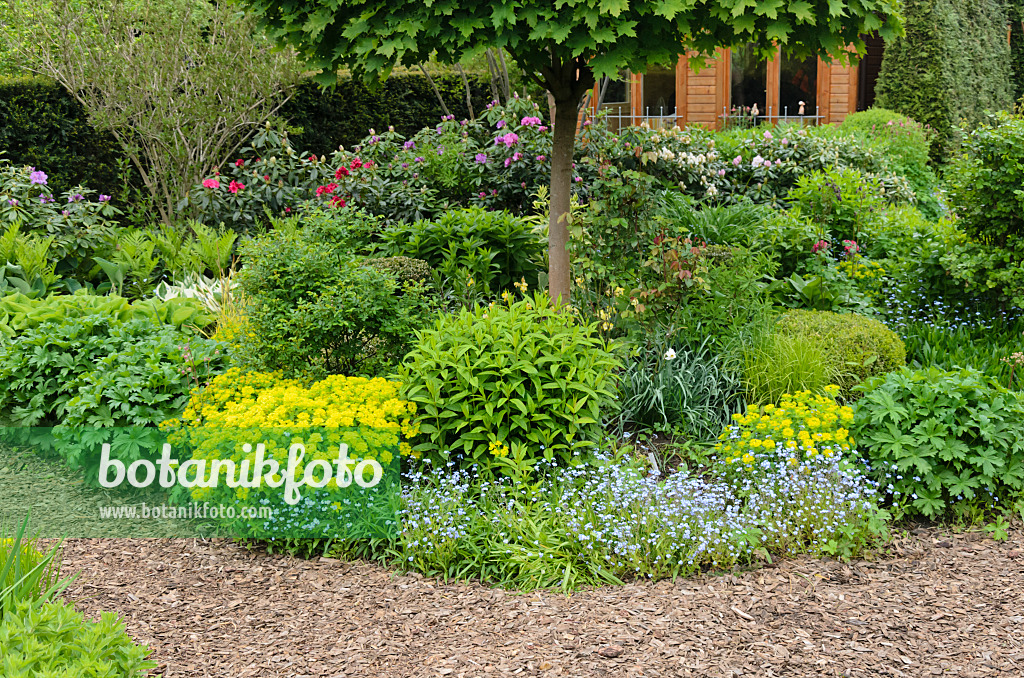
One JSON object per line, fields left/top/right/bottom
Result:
{"left": 239, "top": 0, "right": 903, "bottom": 301}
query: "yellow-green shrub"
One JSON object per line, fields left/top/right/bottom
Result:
{"left": 716, "top": 387, "right": 856, "bottom": 462}
{"left": 775, "top": 309, "right": 905, "bottom": 398}
{"left": 164, "top": 369, "right": 417, "bottom": 523}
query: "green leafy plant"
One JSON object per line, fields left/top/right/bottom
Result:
{"left": 237, "top": 229, "right": 431, "bottom": 378}
{"left": 399, "top": 292, "right": 621, "bottom": 479}
{"left": 786, "top": 167, "right": 887, "bottom": 244}
{"left": 0, "top": 315, "right": 225, "bottom": 428}
{"left": 774, "top": 309, "right": 906, "bottom": 398}
{"left": 0, "top": 598, "right": 156, "bottom": 676}
{"left": 1, "top": 515, "right": 69, "bottom": 620}
{"left": 379, "top": 207, "right": 545, "bottom": 296}
{"left": 0, "top": 291, "right": 213, "bottom": 339}
{"left": 852, "top": 366, "right": 1024, "bottom": 518}
{"left": 617, "top": 338, "right": 744, "bottom": 442}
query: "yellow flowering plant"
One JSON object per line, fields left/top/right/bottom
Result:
{"left": 713, "top": 386, "right": 857, "bottom": 482}
{"left": 162, "top": 368, "right": 417, "bottom": 538}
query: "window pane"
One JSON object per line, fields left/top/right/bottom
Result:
{"left": 779, "top": 53, "right": 817, "bottom": 117}
{"left": 730, "top": 43, "right": 767, "bottom": 117}
{"left": 600, "top": 70, "right": 630, "bottom": 104}
{"left": 642, "top": 64, "right": 675, "bottom": 116}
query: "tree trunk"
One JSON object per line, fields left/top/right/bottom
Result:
{"left": 548, "top": 93, "right": 578, "bottom": 306}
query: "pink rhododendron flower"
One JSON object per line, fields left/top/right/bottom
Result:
{"left": 202, "top": 178, "right": 220, "bottom": 189}
{"left": 228, "top": 180, "right": 245, "bottom": 193}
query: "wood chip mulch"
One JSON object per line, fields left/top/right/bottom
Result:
{"left": 60, "top": 528, "right": 1024, "bottom": 678}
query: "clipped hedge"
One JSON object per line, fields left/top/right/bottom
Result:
{"left": 775, "top": 309, "right": 906, "bottom": 399}
{"left": 0, "top": 76, "right": 126, "bottom": 197}
{"left": 873, "top": 0, "right": 1013, "bottom": 159}
{"left": 282, "top": 72, "right": 497, "bottom": 154}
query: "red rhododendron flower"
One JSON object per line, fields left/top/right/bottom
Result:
{"left": 202, "top": 178, "right": 220, "bottom": 189}
{"left": 335, "top": 166, "right": 350, "bottom": 179}
{"left": 329, "top": 196, "right": 346, "bottom": 208}
{"left": 234, "top": 159, "right": 244, "bottom": 168}
{"left": 350, "top": 158, "right": 363, "bottom": 170}
{"left": 228, "top": 180, "right": 245, "bottom": 193}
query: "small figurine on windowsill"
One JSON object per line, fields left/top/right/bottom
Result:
{"left": 750, "top": 103, "right": 759, "bottom": 118}
{"left": 798, "top": 100, "right": 806, "bottom": 116}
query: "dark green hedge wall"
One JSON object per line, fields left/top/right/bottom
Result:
{"left": 282, "top": 72, "right": 499, "bottom": 155}
{"left": 0, "top": 76, "right": 127, "bottom": 196}
{"left": 874, "top": 0, "right": 1013, "bottom": 159}
{"left": 1010, "top": 2, "right": 1024, "bottom": 103}
{"left": 0, "top": 72, "right": 510, "bottom": 196}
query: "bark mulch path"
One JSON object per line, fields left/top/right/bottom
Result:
{"left": 61, "top": 529, "right": 1024, "bottom": 678}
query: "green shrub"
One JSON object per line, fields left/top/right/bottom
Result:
{"left": 786, "top": 167, "right": 887, "bottom": 244}
{"left": 774, "top": 309, "right": 906, "bottom": 398}
{"left": 943, "top": 111, "right": 1024, "bottom": 307}
{"left": 0, "top": 598, "right": 155, "bottom": 677}
{"left": 741, "top": 329, "right": 840, "bottom": 406}
{"left": 874, "top": 0, "right": 1013, "bottom": 159}
{"left": 853, "top": 366, "right": 1024, "bottom": 517}
{"left": 0, "top": 76, "right": 129, "bottom": 197}
{"left": 362, "top": 256, "right": 433, "bottom": 287}
{"left": 398, "top": 293, "right": 621, "bottom": 479}
{"left": 237, "top": 229, "right": 431, "bottom": 379}
{"left": 379, "top": 207, "right": 545, "bottom": 295}
{"left": 839, "top": 108, "right": 941, "bottom": 218}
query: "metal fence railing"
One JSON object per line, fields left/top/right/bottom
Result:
{"left": 584, "top": 105, "right": 824, "bottom": 131}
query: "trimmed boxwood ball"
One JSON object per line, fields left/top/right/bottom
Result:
{"left": 361, "top": 256, "right": 433, "bottom": 286}
{"left": 774, "top": 309, "right": 906, "bottom": 399}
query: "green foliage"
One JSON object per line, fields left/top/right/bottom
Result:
{"left": 742, "top": 328, "right": 840, "bottom": 406}
{"left": 362, "top": 256, "right": 434, "bottom": 287}
{"left": 946, "top": 112, "right": 1024, "bottom": 245}
{"left": 0, "top": 314, "right": 225, "bottom": 431}
{"left": 853, "top": 366, "right": 1024, "bottom": 517}
{"left": 379, "top": 207, "right": 545, "bottom": 296}
{"left": 0, "top": 291, "right": 212, "bottom": 339}
{"left": 839, "top": 108, "right": 940, "bottom": 218}
{"left": 22, "top": 0, "right": 302, "bottom": 224}
{"left": 943, "top": 111, "right": 1024, "bottom": 307}
{"left": 786, "top": 167, "right": 886, "bottom": 243}
{"left": 1, "top": 516, "right": 68, "bottom": 620}
{"left": 1011, "top": 5, "right": 1024, "bottom": 101}
{"left": 655, "top": 194, "right": 772, "bottom": 247}
{"left": 898, "top": 315, "right": 1024, "bottom": 387}
{"left": 282, "top": 73, "right": 495, "bottom": 154}
{"left": 238, "top": 0, "right": 901, "bottom": 91}
{"left": 774, "top": 309, "right": 906, "bottom": 398}
{"left": 398, "top": 293, "right": 621, "bottom": 479}
{"left": 0, "top": 76, "right": 128, "bottom": 197}
{"left": 0, "top": 598, "right": 156, "bottom": 677}
{"left": 617, "top": 338, "right": 744, "bottom": 442}
{"left": 874, "top": 0, "right": 1014, "bottom": 159}
{"left": 236, "top": 229, "right": 431, "bottom": 379}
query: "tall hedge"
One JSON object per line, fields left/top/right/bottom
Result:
{"left": 1010, "top": 2, "right": 1024, "bottom": 103}
{"left": 0, "top": 72, "right": 504, "bottom": 198}
{"left": 282, "top": 72, "right": 497, "bottom": 154}
{"left": 874, "top": 0, "right": 1013, "bottom": 160}
{"left": 0, "top": 76, "right": 127, "bottom": 196}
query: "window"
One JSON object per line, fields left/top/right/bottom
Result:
{"left": 730, "top": 43, "right": 767, "bottom": 119}
{"left": 642, "top": 63, "right": 676, "bottom": 117}
{"left": 779, "top": 53, "right": 817, "bottom": 119}
{"left": 596, "top": 70, "right": 631, "bottom": 132}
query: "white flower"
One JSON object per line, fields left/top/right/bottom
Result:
{"left": 751, "top": 155, "right": 764, "bottom": 168}
{"left": 664, "top": 348, "right": 677, "bottom": 360}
